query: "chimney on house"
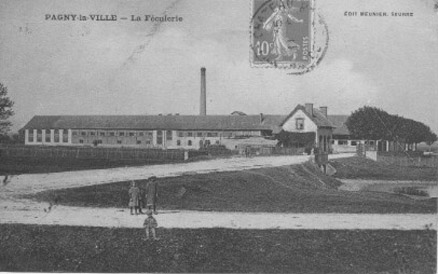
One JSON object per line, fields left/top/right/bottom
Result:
{"left": 319, "top": 106, "right": 328, "bottom": 118}
{"left": 260, "top": 113, "right": 264, "bottom": 124}
{"left": 200, "top": 67, "right": 207, "bottom": 116}
{"left": 305, "top": 103, "right": 314, "bottom": 117}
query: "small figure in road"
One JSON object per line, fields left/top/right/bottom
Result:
{"left": 128, "top": 181, "right": 140, "bottom": 215}
{"left": 145, "top": 176, "right": 159, "bottom": 214}
{"left": 143, "top": 207, "right": 159, "bottom": 240}
{"left": 244, "top": 146, "right": 249, "bottom": 158}
{"left": 138, "top": 186, "right": 145, "bottom": 214}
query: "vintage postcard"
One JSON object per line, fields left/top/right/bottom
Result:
{"left": 0, "top": 0, "right": 437, "bottom": 273}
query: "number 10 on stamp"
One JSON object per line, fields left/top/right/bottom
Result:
{"left": 251, "top": 0, "right": 314, "bottom": 67}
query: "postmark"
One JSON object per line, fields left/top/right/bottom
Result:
{"left": 250, "top": 0, "right": 327, "bottom": 74}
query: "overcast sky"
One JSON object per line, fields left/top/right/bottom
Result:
{"left": 1, "top": 0, "right": 437, "bottom": 133}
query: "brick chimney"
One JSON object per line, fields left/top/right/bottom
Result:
{"left": 305, "top": 103, "right": 313, "bottom": 117}
{"left": 259, "top": 113, "right": 264, "bottom": 124}
{"left": 319, "top": 106, "right": 328, "bottom": 118}
{"left": 200, "top": 67, "right": 206, "bottom": 116}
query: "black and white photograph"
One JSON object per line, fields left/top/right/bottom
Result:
{"left": 0, "top": 0, "right": 437, "bottom": 273}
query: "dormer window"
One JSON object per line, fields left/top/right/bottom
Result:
{"left": 296, "top": 118, "right": 304, "bottom": 130}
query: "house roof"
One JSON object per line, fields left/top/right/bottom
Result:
{"left": 328, "top": 115, "right": 350, "bottom": 135}
{"left": 22, "top": 115, "right": 286, "bottom": 131}
{"left": 280, "top": 105, "right": 334, "bottom": 128}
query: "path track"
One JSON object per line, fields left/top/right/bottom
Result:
{"left": 1, "top": 153, "right": 436, "bottom": 231}
{"left": 1, "top": 201, "right": 435, "bottom": 230}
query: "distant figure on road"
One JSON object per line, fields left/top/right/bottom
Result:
{"left": 145, "top": 176, "right": 159, "bottom": 214}
{"left": 245, "top": 146, "right": 250, "bottom": 158}
{"left": 143, "top": 207, "right": 159, "bottom": 240}
{"left": 138, "top": 186, "right": 145, "bottom": 214}
{"left": 128, "top": 181, "right": 140, "bottom": 215}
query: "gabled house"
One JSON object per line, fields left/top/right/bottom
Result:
{"left": 279, "top": 103, "right": 334, "bottom": 153}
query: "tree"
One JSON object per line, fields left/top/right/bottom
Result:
{"left": 347, "top": 105, "right": 437, "bottom": 151}
{"left": 425, "top": 130, "right": 437, "bottom": 147}
{"left": 345, "top": 106, "right": 392, "bottom": 141}
{"left": 0, "top": 82, "right": 14, "bottom": 135}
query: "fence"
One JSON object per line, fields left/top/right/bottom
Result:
{"left": 271, "top": 147, "right": 305, "bottom": 155}
{"left": 376, "top": 154, "right": 438, "bottom": 168}
{"left": 357, "top": 144, "right": 438, "bottom": 167}
{"left": 238, "top": 145, "right": 304, "bottom": 156}
{"left": 0, "top": 145, "right": 186, "bottom": 163}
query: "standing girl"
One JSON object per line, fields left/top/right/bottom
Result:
{"left": 128, "top": 181, "right": 140, "bottom": 215}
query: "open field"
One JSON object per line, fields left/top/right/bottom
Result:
{"left": 0, "top": 145, "right": 188, "bottom": 175}
{"left": 330, "top": 156, "right": 438, "bottom": 181}
{"left": 0, "top": 224, "right": 435, "bottom": 273}
{"left": 28, "top": 162, "right": 437, "bottom": 213}
{"left": 0, "top": 157, "right": 171, "bottom": 175}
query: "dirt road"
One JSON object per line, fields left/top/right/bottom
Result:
{"left": 1, "top": 200, "right": 435, "bottom": 230}
{"left": 1, "top": 153, "right": 436, "bottom": 230}
{"left": 4, "top": 153, "right": 354, "bottom": 194}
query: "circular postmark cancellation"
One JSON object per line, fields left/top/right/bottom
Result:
{"left": 250, "top": 0, "right": 328, "bottom": 75}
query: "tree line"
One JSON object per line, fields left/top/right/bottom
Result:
{"left": 0, "top": 82, "right": 16, "bottom": 143}
{"left": 346, "top": 106, "right": 437, "bottom": 149}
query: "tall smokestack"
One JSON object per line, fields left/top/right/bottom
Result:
{"left": 200, "top": 67, "right": 206, "bottom": 116}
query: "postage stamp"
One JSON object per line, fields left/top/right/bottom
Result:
{"left": 250, "top": 0, "right": 316, "bottom": 72}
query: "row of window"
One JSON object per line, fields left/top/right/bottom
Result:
{"left": 28, "top": 130, "right": 68, "bottom": 143}
{"left": 177, "top": 131, "right": 260, "bottom": 138}
{"left": 333, "top": 140, "right": 375, "bottom": 146}
{"left": 175, "top": 139, "right": 220, "bottom": 146}
{"left": 78, "top": 139, "right": 153, "bottom": 145}
{"left": 72, "top": 130, "right": 228, "bottom": 138}
{"left": 177, "top": 131, "right": 219, "bottom": 138}
{"left": 29, "top": 135, "right": 69, "bottom": 143}
{"left": 75, "top": 138, "right": 219, "bottom": 147}
{"left": 28, "top": 129, "right": 67, "bottom": 135}
{"left": 177, "top": 140, "right": 192, "bottom": 146}
{"left": 28, "top": 129, "right": 261, "bottom": 142}
{"left": 72, "top": 130, "right": 155, "bottom": 137}
{"left": 72, "top": 130, "right": 238, "bottom": 138}
{"left": 72, "top": 130, "right": 258, "bottom": 140}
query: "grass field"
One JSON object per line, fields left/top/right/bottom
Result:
{"left": 28, "top": 162, "right": 437, "bottom": 213}
{"left": 0, "top": 157, "right": 180, "bottom": 175}
{"left": 0, "top": 224, "right": 435, "bottom": 273}
{"left": 330, "top": 157, "right": 438, "bottom": 181}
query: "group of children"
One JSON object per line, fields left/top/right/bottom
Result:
{"left": 128, "top": 177, "right": 159, "bottom": 240}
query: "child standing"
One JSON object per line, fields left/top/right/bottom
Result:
{"left": 128, "top": 181, "right": 140, "bottom": 215}
{"left": 143, "top": 208, "right": 159, "bottom": 240}
{"left": 145, "top": 176, "right": 159, "bottom": 214}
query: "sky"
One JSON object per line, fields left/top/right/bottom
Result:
{"left": 0, "top": 0, "right": 437, "bottom": 133}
